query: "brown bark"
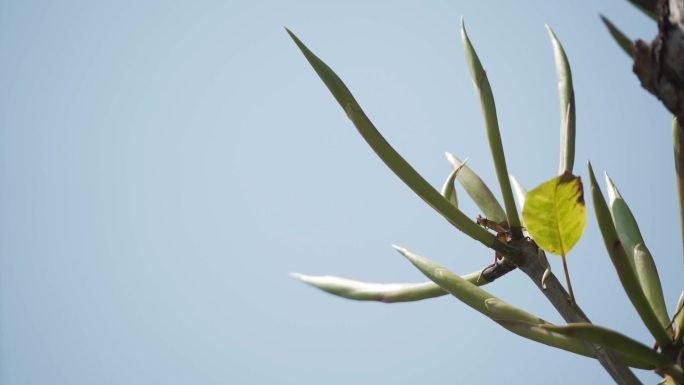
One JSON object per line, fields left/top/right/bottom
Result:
{"left": 634, "top": 0, "right": 684, "bottom": 122}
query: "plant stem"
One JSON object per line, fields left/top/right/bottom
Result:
{"left": 515, "top": 239, "right": 642, "bottom": 385}
{"left": 561, "top": 254, "right": 576, "bottom": 306}
{"left": 674, "top": 117, "right": 684, "bottom": 282}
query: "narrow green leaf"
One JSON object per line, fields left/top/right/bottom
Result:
{"left": 460, "top": 19, "right": 521, "bottom": 234}
{"left": 674, "top": 117, "right": 684, "bottom": 284}
{"left": 397, "top": 247, "right": 556, "bottom": 326}
{"left": 440, "top": 166, "right": 459, "bottom": 207}
{"left": 542, "top": 323, "right": 674, "bottom": 371}
{"left": 546, "top": 26, "right": 576, "bottom": 175}
{"left": 606, "top": 174, "right": 669, "bottom": 330}
{"left": 599, "top": 15, "right": 635, "bottom": 59}
{"left": 441, "top": 158, "right": 468, "bottom": 207}
{"left": 394, "top": 245, "right": 652, "bottom": 365}
{"left": 445, "top": 152, "right": 507, "bottom": 227}
{"left": 627, "top": 0, "right": 658, "bottom": 21}
{"left": 587, "top": 162, "right": 672, "bottom": 347}
{"left": 497, "top": 320, "right": 651, "bottom": 370}
{"left": 522, "top": 172, "right": 586, "bottom": 256}
{"left": 483, "top": 297, "right": 546, "bottom": 323}
{"left": 395, "top": 244, "right": 542, "bottom": 323}
{"left": 509, "top": 175, "right": 527, "bottom": 211}
{"left": 495, "top": 320, "right": 595, "bottom": 359}
{"left": 290, "top": 265, "right": 500, "bottom": 303}
{"left": 290, "top": 273, "right": 447, "bottom": 302}
{"left": 286, "top": 29, "right": 516, "bottom": 256}
{"left": 673, "top": 291, "right": 684, "bottom": 342}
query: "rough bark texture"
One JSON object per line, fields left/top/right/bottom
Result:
{"left": 634, "top": 0, "right": 684, "bottom": 122}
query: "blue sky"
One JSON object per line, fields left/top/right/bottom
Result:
{"left": 0, "top": 1, "right": 675, "bottom": 384}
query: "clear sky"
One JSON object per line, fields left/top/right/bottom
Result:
{"left": 0, "top": 1, "right": 675, "bottom": 384}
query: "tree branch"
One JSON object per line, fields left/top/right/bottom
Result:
{"left": 512, "top": 239, "right": 643, "bottom": 385}
{"left": 634, "top": 0, "right": 684, "bottom": 122}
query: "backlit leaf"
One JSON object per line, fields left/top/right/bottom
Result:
{"left": 522, "top": 172, "right": 586, "bottom": 256}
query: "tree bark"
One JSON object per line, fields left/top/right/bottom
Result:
{"left": 634, "top": 0, "right": 684, "bottom": 122}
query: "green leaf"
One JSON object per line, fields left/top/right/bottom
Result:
{"left": 395, "top": 244, "right": 542, "bottom": 323}
{"left": 674, "top": 291, "right": 684, "bottom": 342}
{"left": 606, "top": 174, "right": 669, "bottom": 331}
{"left": 522, "top": 172, "right": 586, "bottom": 256}
{"left": 440, "top": 166, "right": 459, "bottom": 207}
{"left": 394, "top": 245, "right": 654, "bottom": 365}
{"left": 461, "top": 19, "right": 521, "bottom": 234}
{"left": 497, "top": 320, "right": 651, "bottom": 370}
{"left": 441, "top": 158, "right": 469, "bottom": 207}
{"left": 542, "top": 323, "right": 676, "bottom": 373}
{"left": 445, "top": 153, "right": 507, "bottom": 227}
{"left": 286, "top": 29, "right": 516, "bottom": 256}
{"left": 290, "top": 263, "right": 501, "bottom": 303}
{"left": 546, "top": 26, "right": 576, "bottom": 175}
{"left": 599, "top": 15, "right": 635, "bottom": 59}
{"left": 587, "top": 162, "right": 672, "bottom": 347}
{"left": 290, "top": 273, "right": 447, "bottom": 303}
{"left": 509, "top": 175, "right": 527, "bottom": 210}
{"left": 627, "top": 0, "right": 658, "bottom": 21}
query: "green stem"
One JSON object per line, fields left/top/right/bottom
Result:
{"left": 561, "top": 254, "right": 575, "bottom": 307}
{"left": 675, "top": 117, "right": 684, "bottom": 283}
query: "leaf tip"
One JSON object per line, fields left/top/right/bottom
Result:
{"left": 460, "top": 17, "right": 469, "bottom": 44}
{"left": 587, "top": 161, "right": 598, "bottom": 185}
{"left": 290, "top": 272, "right": 318, "bottom": 286}
{"left": 545, "top": 24, "right": 562, "bottom": 44}
{"left": 604, "top": 172, "right": 621, "bottom": 203}
{"left": 391, "top": 244, "right": 407, "bottom": 254}
{"left": 393, "top": 245, "right": 421, "bottom": 266}
{"left": 284, "top": 27, "right": 298, "bottom": 42}
{"left": 289, "top": 271, "right": 304, "bottom": 280}
{"left": 445, "top": 152, "right": 462, "bottom": 167}
{"left": 285, "top": 28, "right": 311, "bottom": 57}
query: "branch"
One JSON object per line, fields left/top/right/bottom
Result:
{"left": 634, "top": 0, "right": 684, "bottom": 122}
{"left": 513, "top": 239, "right": 643, "bottom": 385}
